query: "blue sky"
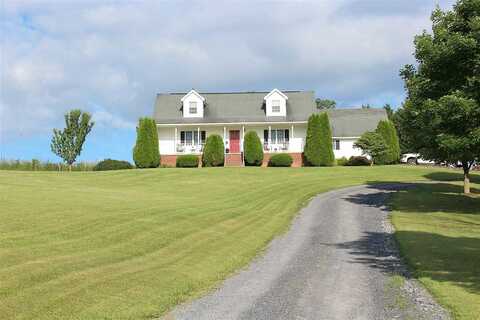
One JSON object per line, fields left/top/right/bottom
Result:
{"left": 0, "top": 0, "right": 455, "bottom": 162}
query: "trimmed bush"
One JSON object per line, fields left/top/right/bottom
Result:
{"left": 346, "top": 156, "right": 371, "bottom": 166}
{"left": 133, "top": 117, "right": 160, "bottom": 168}
{"left": 202, "top": 134, "right": 224, "bottom": 167}
{"left": 375, "top": 120, "right": 401, "bottom": 164}
{"left": 354, "top": 131, "right": 388, "bottom": 164}
{"left": 336, "top": 157, "right": 348, "bottom": 166}
{"left": 243, "top": 131, "right": 263, "bottom": 166}
{"left": 304, "top": 113, "right": 335, "bottom": 166}
{"left": 176, "top": 155, "right": 199, "bottom": 168}
{"left": 93, "top": 159, "right": 133, "bottom": 171}
{"left": 268, "top": 153, "right": 293, "bottom": 167}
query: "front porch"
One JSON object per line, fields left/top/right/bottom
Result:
{"left": 158, "top": 122, "right": 306, "bottom": 167}
{"left": 170, "top": 124, "right": 303, "bottom": 155}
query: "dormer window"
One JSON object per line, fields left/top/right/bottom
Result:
{"left": 264, "top": 89, "right": 288, "bottom": 117}
{"left": 181, "top": 90, "right": 205, "bottom": 118}
{"left": 272, "top": 100, "right": 281, "bottom": 113}
{"left": 189, "top": 101, "right": 198, "bottom": 114}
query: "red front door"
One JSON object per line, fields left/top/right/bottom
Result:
{"left": 229, "top": 130, "right": 240, "bottom": 153}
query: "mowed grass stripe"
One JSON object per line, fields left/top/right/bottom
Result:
{"left": 1, "top": 166, "right": 472, "bottom": 319}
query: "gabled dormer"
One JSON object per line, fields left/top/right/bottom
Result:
{"left": 181, "top": 90, "right": 205, "bottom": 118}
{"left": 264, "top": 89, "right": 288, "bottom": 117}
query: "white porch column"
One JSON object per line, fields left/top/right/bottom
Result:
{"left": 223, "top": 126, "right": 226, "bottom": 152}
{"left": 174, "top": 127, "right": 178, "bottom": 154}
{"left": 242, "top": 125, "right": 245, "bottom": 151}
{"left": 291, "top": 124, "right": 294, "bottom": 152}
{"left": 268, "top": 125, "right": 272, "bottom": 151}
{"left": 197, "top": 127, "right": 200, "bottom": 151}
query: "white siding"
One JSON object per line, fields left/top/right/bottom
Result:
{"left": 157, "top": 124, "right": 361, "bottom": 158}
{"left": 265, "top": 91, "right": 287, "bottom": 117}
{"left": 333, "top": 138, "right": 363, "bottom": 159}
{"left": 182, "top": 93, "right": 204, "bottom": 118}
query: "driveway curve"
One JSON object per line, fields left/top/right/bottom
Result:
{"left": 167, "top": 184, "right": 446, "bottom": 320}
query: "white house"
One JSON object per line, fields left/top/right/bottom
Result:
{"left": 153, "top": 89, "right": 387, "bottom": 167}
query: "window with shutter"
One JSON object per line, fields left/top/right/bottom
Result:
{"left": 333, "top": 139, "right": 340, "bottom": 150}
{"left": 201, "top": 131, "right": 206, "bottom": 144}
{"left": 180, "top": 131, "right": 185, "bottom": 144}
{"left": 285, "top": 129, "right": 289, "bottom": 141}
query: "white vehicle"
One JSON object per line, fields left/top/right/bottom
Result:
{"left": 400, "top": 153, "right": 435, "bottom": 165}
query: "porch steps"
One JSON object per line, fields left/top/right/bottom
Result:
{"left": 225, "top": 153, "right": 243, "bottom": 167}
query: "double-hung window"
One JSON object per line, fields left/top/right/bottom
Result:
{"left": 180, "top": 131, "right": 206, "bottom": 146}
{"left": 189, "top": 101, "right": 197, "bottom": 114}
{"left": 271, "top": 100, "right": 281, "bottom": 113}
{"left": 264, "top": 129, "right": 289, "bottom": 144}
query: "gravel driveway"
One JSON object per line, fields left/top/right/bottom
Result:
{"left": 166, "top": 184, "right": 449, "bottom": 320}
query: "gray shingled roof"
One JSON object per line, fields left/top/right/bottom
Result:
{"left": 326, "top": 108, "right": 388, "bottom": 137}
{"left": 153, "top": 91, "right": 316, "bottom": 124}
{"left": 153, "top": 91, "right": 388, "bottom": 137}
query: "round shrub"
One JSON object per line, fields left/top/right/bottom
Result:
{"left": 336, "top": 157, "right": 348, "bottom": 166}
{"left": 346, "top": 156, "right": 371, "bottom": 166}
{"left": 176, "top": 155, "right": 199, "bottom": 168}
{"left": 93, "top": 159, "right": 133, "bottom": 171}
{"left": 268, "top": 153, "right": 293, "bottom": 167}
{"left": 202, "top": 134, "right": 224, "bottom": 167}
{"left": 243, "top": 131, "right": 263, "bottom": 166}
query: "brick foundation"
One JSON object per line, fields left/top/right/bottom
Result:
{"left": 161, "top": 153, "right": 304, "bottom": 168}
{"left": 160, "top": 155, "right": 177, "bottom": 167}
{"left": 262, "top": 153, "right": 303, "bottom": 167}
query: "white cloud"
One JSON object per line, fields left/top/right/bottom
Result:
{"left": 1, "top": 0, "right": 456, "bottom": 141}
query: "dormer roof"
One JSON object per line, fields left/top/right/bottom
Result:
{"left": 264, "top": 88, "right": 288, "bottom": 100}
{"left": 181, "top": 89, "right": 205, "bottom": 102}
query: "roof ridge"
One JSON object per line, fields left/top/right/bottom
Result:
{"left": 158, "top": 90, "right": 311, "bottom": 96}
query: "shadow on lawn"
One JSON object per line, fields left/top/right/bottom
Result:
{"left": 348, "top": 181, "right": 480, "bottom": 214}
{"left": 334, "top": 182, "right": 480, "bottom": 298}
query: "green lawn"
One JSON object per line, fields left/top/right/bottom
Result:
{"left": 0, "top": 166, "right": 477, "bottom": 320}
{"left": 391, "top": 173, "right": 480, "bottom": 320}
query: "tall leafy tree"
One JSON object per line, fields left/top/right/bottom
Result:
{"left": 133, "top": 118, "right": 160, "bottom": 168}
{"left": 399, "top": 0, "right": 480, "bottom": 193}
{"left": 51, "top": 109, "right": 94, "bottom": 170}
{"left": 315, "top": 98, "right": 336, "bottom": 109}
{"left": 354, "top": 131, "right": 388, "bottom": 165}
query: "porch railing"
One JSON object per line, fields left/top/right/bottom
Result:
{"left": 176, "top": 144, "right": 204, "bottom": 153}
{"left": 263, "top": 142, "right": 289, "bottom": 152}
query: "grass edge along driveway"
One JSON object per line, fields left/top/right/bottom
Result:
{"left": 391, "top": 176, "right": 480, "bottom": 320}
{"left": 0, "top": 166, "right": 477, "bottom": 320}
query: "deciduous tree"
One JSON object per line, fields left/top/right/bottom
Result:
{"left": 399, "top": 0, "right": 480, "bottom": 193}
{"left": 51, "top": 109, "right": 94, "bottom": 170}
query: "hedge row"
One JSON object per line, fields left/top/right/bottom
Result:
{"left": 268, "top": 154, "right": 293, "bottom": 167}
{"left": 176, "top": 155, "right": 199, "bottom": 167}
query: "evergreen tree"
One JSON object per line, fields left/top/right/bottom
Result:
{"left": 375, "top": 120, "right": 401, "bottom": 164}
{"left": 304, "top": 113, "right": 335, "bottom": 166}
{"left": 202, "top": 134, "right": 224, "bottom": 167}
{"left": 243, "top": 131, "right": 263, "bottom": 166}
{"left": 318, "top": 112, "right": 335, "bottom": 166}
{"left": 133, "top": 118, "right": 160, "bottom": 168}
